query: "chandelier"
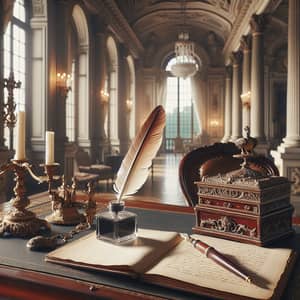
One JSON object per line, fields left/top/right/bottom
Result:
{"left": 171, "top": 32, "right": 198, "bottom": 79}
{"left": 170, "top": 0, "right": 198, "bottom": 79}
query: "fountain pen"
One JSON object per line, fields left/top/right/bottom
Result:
{"left": 182, "top": 234, "right": 252, "bottom": 283}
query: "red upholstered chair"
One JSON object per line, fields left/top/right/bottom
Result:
{"left": 178, "top": 142, "right": 279, "bottom": 207}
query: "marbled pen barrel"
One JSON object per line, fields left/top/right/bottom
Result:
{"left": 190, "top": 237, "right": 251, "bottom": 283}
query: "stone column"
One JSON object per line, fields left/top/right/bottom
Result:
{"left": 93, "top": 28, "right": 109, "bottom": 162}
{"left": 230, "top": 51, "right": 242, "bottom": 141}
{"left": 271, "top": 0, "right": 300, "bottom": 202}
{"left": 55, "top": 0, "right": 71, "bottom": 168}
{"left": 250, "top": 14, "right": 267, "bottom": 146}
{"left": 118, "top": 45, "right": 131, "bottom": 154}
{"left": 283, "top": 1, "right": 300, "bottom": 148}
{"left": 222, "top": 66, "right": 232, "bottom": 142}
{"left": 240, "top": 35, "right": 251, "bottom": 136}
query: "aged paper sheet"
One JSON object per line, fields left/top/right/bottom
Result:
{"left": 46, "top": 229, "right": 293, "bottom": 299}
{"left": 46, "top": 228, "right": 181, "bottom": 273}
{"left": 146, "top": 234, "right": 292, "bottom": 299}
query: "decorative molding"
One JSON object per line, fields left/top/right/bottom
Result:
{"left": 94, "top": 0, "right": 144, "bottom": 59}
{"left": 240, "top": 34, "right": 252, "bottom": 52}
{"left": 198, "top": 177, "right": 290, "bottom": 199}
{"left": 198, "top": 186, "right": 260, "bottom": 201}
{"left": 32, "top": 0, "right": 46, "bottom": 17}
{"left": 223, "top": 0, "right": 270, "bottom": 63}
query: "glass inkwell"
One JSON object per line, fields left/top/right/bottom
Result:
{"left": 95, "top": 106, "right": 166, "bottom": 244}
{"left": 96, "top": 200, "right": 137, "bottom": 244}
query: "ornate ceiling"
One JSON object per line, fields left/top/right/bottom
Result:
{"left": 85, "top": 0, "right": 287, "bottom": 66}
{"left": 114, "top": 0, "right": 243, "bottom": 45}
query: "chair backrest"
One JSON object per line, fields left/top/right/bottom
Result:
{"left": 178, "top": 142, "right": 279, "bottom": 207}
{"left": 75, "top": 148, "right": 92, "bottom": 166}
{"left": 105, "top": 155, "right": 124, "bottom": 174}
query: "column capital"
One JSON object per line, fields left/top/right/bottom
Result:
{"left": 230, "top": 50, "right": 243, "bottom": 66}
{"left": 240, "top": 35, "right": 252, "bottom": 52}
{"left": 250, "top": 14, "right": 268, "bottom": 35}
{"left": 225, "top": 65, "right": 232, "bottom": 78}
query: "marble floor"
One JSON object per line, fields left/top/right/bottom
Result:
{"left": 98, "top": 153, "right": 188, "bottom": 207}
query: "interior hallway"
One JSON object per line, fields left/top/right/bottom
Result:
{"left": 96, "top": 153, "right": 300, "bottom": 219}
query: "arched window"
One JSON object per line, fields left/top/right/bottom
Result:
{"left": 72, "top": 4, "right": 90, "bottom": 147}
{"left": 164, "top": 57, "right": 200, "bottom": 152}
{"left": 3, "top": 0, "right": 29, "bottom": 149}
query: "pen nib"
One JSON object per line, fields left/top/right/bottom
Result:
{"left": 181, "top": 233, "right": 192, "bottom": 242}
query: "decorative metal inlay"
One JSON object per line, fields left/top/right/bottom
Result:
{"left": 198, "top": 186, "right": 260, "bottom": 201}
{"left": 200, "top": 216, "right": 257, "bottom": 237}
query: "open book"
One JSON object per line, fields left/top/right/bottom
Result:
{"left": 46, "top": 228, "right": 297, "bottom": 300}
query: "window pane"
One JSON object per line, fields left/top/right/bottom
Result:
{"left": 3, "top": 1, "right": 27, "bottom": 149}
{"left": 13, "top": 0, "right": 26, "bottom": 22}
{"left": 66, "top": 62, "right": 75, "bottom": 142}
{"left": 165, "top": 62, "right": 200, "bottom": 152}
{"left": 4, "top": 24, "right": 11, "bottom": 78}
{"left": 166, "top": 77, "right": 178, "bottom": 139}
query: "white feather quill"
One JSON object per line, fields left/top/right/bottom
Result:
{"left": 114, "top": 105, "right": 166, "bottom": 201}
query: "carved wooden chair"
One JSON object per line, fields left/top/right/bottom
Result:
{"left": 178, "top": 142, "right": 279, "bottom": 207}
{"left": 74, "top": 148, "right": 114, "bottom": 187}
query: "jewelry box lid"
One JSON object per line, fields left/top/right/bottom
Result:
{"left": 198, "top": 166, "right": 290, "bottom": 191}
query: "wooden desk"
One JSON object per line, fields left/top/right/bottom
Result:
{"left": 0, "top": 193, "right": 299, "bottom": 300}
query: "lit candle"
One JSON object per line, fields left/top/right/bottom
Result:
{"left": 15, "top": 111, "right": 26, "bottom": 161}
{"left": 45, "top": 131, "right": 55, "bottom": 165}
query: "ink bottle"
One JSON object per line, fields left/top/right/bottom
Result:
{"left": 96, "top": 201, "right": 137, "bottom": 243}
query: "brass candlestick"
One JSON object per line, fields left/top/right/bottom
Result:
{"left": 26, "top": 181, "right": 97, "bottom": 251}
{"left": 44, "top": 168, "right": 85, "bottom": 225}
{"left": 0, "top": 160, "right": 50, "bottom": 238}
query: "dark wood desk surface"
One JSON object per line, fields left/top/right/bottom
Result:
{"left": 0, "top": 193, "right": 300, "bottom": 300}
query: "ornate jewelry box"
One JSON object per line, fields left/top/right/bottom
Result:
{"left": 193, "top": 165, "right": 294, "bottom": 246}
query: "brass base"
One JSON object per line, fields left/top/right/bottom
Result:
{"left": 45, "top": 207, "right": 85, "bottom": 225}
{"left": 0, "top": 209, "right": 51, "bottom": 238}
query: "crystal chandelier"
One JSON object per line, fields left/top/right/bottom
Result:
{"left": 171, "top": 31, "right": 198, "bottom": 79}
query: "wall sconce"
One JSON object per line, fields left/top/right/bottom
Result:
{"left": 100, "top": 90, "right": 109, "bottom": 105}
{"left": 210, "top": 120, "right": 220, "bottom": 127}
{"left": 56, "top": 72, "right": 72, "bottom": 96}
{"left": 241, "top": 91, "right": 251, "bottom": 108}
{"left": 210, "top": 119, "right": 220, "bottom": 137}
{"left": 126, "top": 99, "right": 133, "bottom": 113}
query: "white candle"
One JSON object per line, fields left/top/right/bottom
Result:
{"left": 15, "top": 111, "right": 26, "bottom": 160}
{"left": 45, "top": 131, "right": 55, "bottom": 165}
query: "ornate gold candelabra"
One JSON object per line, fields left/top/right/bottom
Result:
{"left": 0, "top": 160, "right": 50, "bottom": 238}
{"left": 0, "top": 159, "right": 95, "bottom": 238}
